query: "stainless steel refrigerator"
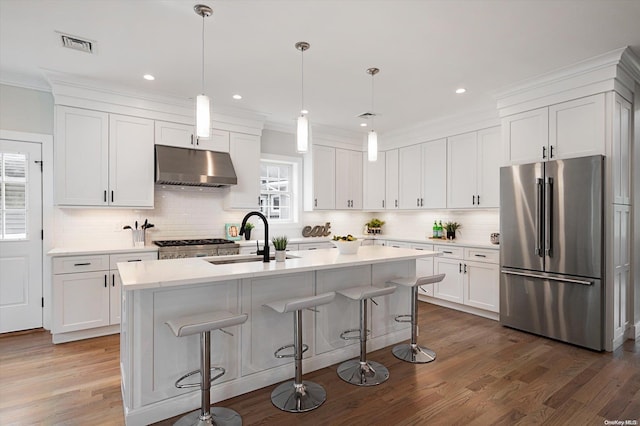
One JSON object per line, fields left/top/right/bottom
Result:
{"left": 500, "top": 155, "right": 604, "bottom": 350}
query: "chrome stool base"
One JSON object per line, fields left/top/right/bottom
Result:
{"left": 392, "top": 343, "right": 436, "bottom": 364}
{"left": 270, "top": 380, "right": 327, "bottom": 413}
{"left": 173, "top": 406, "right": 242, "bottom": 426}
{"left": 337, "top": 359, "right": 389, "bottom": 386}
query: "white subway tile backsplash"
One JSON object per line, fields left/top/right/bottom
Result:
{"left": 53, "top": 187, "right": 499, "bottom": 248}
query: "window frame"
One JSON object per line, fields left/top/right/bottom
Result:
{"left": 259, "top": 154, "right": 301, "bottom": 224}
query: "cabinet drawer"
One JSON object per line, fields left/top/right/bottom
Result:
{"left": 298, "top": 242, "right": 334, "bottom": 250}
{"left": 434, "top": 245, "right": 464, "bottom": 259}
{"left": 53, "top": 255, "right": 110, "bottom": 274}
{"left": 411, "top": 243, "right": 434, "bottom": 251}
{"left": 464, "top": 248, "right": 499, "bottom": 264}
{"left": 386, "top": 241, "right": 412, "bottom": 249}
{"left": 110, "top": 252, "right": 157, "bottom": 269}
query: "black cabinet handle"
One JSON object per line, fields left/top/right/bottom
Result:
{"left": 395, "top": 199, "right": 398, "bottom": 208}
{"left": 191, "top": 134, "right": 194, "bottom": 145}
{"left": 127, "top": 259, "right": 142, "bottom": 262}
{"left": 382, "top": 200, "right": 385, "bottom": 208}
{"left": 459, "top": 263, "right": 462, "bottom": 273}
{"left": 112, "top": 274, "right": 115, "bottom": 287}
{"left": 550, "top": 145, "right": 554, "bottom": 158}
{"left": 542, "top": 146, "right": 547, "bottom": 159}
{"left": 314, "top": 198, "right": 317, "bottom": 207}
{"left": 443, "top": 250, "right": 453, "bottom": 254}
{"left": 472, "top": 195, "right": 476, "bottom": 205}
{"left": 464, "top": 264, "right": 467, "bottom": 274}
{"left": 196, "top": 137, "right": 199, "bottom": 146}
{"left": 474, "top": 254, "right": 487, "bottom": 258}
{"left": 111, "top": 191, "right": 114, "bottom": 203}
{"left": 477, "top": 194, "right": 480, "bottom": 205}
{"left": 74, "top": 262, "right": 91, "bottom": 266}
{"left": 103, "top": 190, "right": 107, "bottom": 202}
{"left": 104, "top": 275, "right": 107, "bottom": 288}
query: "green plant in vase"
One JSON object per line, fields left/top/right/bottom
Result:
{"left": 243, "top": 222, "right": 255, "bottom": 240}
{"left": 365, "top": 218, "right": 385, "bottom": 234}
{"left": 443, "top": 222, "right": 462, "bottom": 240}
{"left": 272, "top": 236, "right": 288, "bottom": 261}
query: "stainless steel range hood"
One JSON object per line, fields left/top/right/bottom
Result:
{"left": 155, "top": 145, "right": 237, "bottom": 187}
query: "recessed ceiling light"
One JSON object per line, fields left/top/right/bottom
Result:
{"left": 455, "top": 87, "right": 466, "bottom": 94}
{"left": 232, "top": 94, "right": 242, "bottom": 100}
{"left": 360, "top": 123, "right": 367, "bottom": 127}
{"left": 301, "top": 109, "right": 309, "bottom": 115}
{"left": 143, "top": 74, "right": 155, "bottom": 81}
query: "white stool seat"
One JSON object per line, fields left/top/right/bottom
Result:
{"left": 337, "top": 285, "right": 396, "bottom": 301}
{"left": 166, "top": 311, "right": 248, "bottom": 337}
{"left": 265, "top": 292, "right": 335, "bottom": 313}
{"left": 387, "top": 273, "right": 445, "bottom": 288}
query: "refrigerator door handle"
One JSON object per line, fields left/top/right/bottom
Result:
{"left": 501, "top": 269, "right": 593, "bottom": 286}
{"left": 535, "top": 178, "right": 543, "bottom": 257}
{"left": 545, "top": 177, "right": 553, "bottom": 256}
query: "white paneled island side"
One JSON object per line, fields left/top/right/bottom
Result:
{"left": 117, "top": 245, "right": 438, "bottom": 425}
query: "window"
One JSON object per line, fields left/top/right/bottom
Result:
{"left": 0, "top": 152, "right": 28, "bottom": 240}
{"left": 259, "top": 159, "right": 297, "bottom": 222}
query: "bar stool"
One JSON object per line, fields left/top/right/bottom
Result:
{"left": 166, "top": 310, "right": 248, "bottom": 426}
{"left": 264, "top": 292, "right": 336, "bottom": 413}
{"left": 386, "top": 274, "right": 445, "bottom": 364}
{"left": 335, "top": 284, "right": 396, "bottom": 386}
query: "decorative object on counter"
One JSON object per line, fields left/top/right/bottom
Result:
{"left": 123, "top": 219, "right": 154, "bottom": 247}
{"left": 444, "top": 221, "right": 462, "bottom": 240}
{"left": 429, "top": 220, "right": 447, "bottom": 240}
{"left": 365, "top": 218, "right": 385, "bottom": 234}
{"left": 490, "top": 232, "right": 500, "bottom": 245}
{"left": 272, "top": 236, "right": 288, "bottom": 262}
{"left": 332, "top": 235, "right": 360, "bottom": 254}
{"left": 225, "top": 223, "right": 241, "bottom": 241}
{"left": 302, "top": 222, "right": 331, "bottom": 237}
{"left": 243, "top": 222, "right": 255, "bottom": 240}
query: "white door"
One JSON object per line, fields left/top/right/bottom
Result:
{"left": 0, "top": 140, "right": 42, "bottom": 333}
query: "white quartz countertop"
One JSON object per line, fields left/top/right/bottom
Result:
{"left": 48, "top": 245, "right": 158, "bottom": 257}
{"left": 118, "top": 245, "right": 439, "bottom": 291}
{"left": 362, "top": 235, "right": 499, "bottom": 250}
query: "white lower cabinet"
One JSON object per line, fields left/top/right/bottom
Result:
{"left": 430, "top": 245, "right": 499, "bottom": 314}
{"left": 52, "top": 251, "right": 157, "bottom": 341}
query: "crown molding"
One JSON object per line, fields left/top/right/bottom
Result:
{"left": 495, "top": 46, "right": 640, "bottom": 117}
{"left": 44, "top": 69, "right": 266, "bottom": 132}
{"left": 380, "top": 106, "right": 500, "bottom": 150}
{"left": 0, "top": 70, "right": 51, "bottom": 93}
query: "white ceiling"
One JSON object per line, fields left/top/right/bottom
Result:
{"left": 1, "top": 0, "right": 639, "bottom": 136}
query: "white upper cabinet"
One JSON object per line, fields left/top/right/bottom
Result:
{"left": 399, "top": 139, "right": 446, "bottom": 209}
{"left": 612, "top": 93, "right": 632, "bottom": 205}
{"left": 447, "top": 127, "right": 500, "bottom": 208}
{"left": 226, "top": 133, "right": 261, "bottom": 209}
{"left": 363, "top": 151, "right": 386, "bottom": 210}
{"left": 55, "top": 106, "right": 154, "bottom": 207}
{"left": 154, "top": 121, "right": 230, "bottom": 152}
{"left": 335, "top": 148, "right": 363, "bottom": 209}
{"left": 109, "top": 114, "right": 155, "bottom": 207}
{"left": 310, "top": 145, "right": 336, "bottom": 210}
{"left": 385, "top": 149, "right": 399, "bottom": 209}
{"left": 503, "top": 93, "right": 605, "bottom": 165}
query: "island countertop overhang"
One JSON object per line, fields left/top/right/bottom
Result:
{"left": 117, "top": 245, "right": 439, "bottom": 291}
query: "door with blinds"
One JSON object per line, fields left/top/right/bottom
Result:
{"left": 0, "top": 140, "right": 42, "bottom": 333}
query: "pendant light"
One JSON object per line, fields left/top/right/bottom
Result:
{"left": 194, "top": 4, "right": 212, "bottom": 139}
{"left": 295, "top": 41, "right": 310, "bottom": 153}
{"left": 367, "top": 67, "right": 379, "bottom": 162}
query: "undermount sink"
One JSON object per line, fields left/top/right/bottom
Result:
{"left": 208, "top": 254, "right": 299, "bottom": 265}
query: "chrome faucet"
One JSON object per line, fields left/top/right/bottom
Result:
{"left": 240, "top": 211, "right": 270, "bottom": 262}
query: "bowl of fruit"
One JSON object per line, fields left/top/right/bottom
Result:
{"left": 331, "top": 235, "right": 361, "bottom": 254}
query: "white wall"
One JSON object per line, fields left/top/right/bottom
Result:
{"left": 0, "top": 84, "right": 53, "bottom": 134}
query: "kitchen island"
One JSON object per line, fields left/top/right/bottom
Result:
{"left": 117, "top": 245, "right": 438, "bottom": 425}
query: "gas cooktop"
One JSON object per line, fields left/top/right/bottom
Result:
{"left": 153, "top": 238, "right": 237, "bottom": 247}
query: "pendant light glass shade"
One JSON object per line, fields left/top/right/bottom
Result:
{"left": 194, "top": 5, "right": 212, "bottom": 139}
{"left": 297, "top": 115, "right": 309, "bottom": 153}
{"left": 366, "top": 67, "right": 380, "bottom": 162}
{"left": 368, "top": 130, "right": 378, "bottom": 162}
{"left": 295, "top": 42, "right": 310, "bottom": 153}
{"left": 196, "top": 94, "right": 210, "bottom": 138}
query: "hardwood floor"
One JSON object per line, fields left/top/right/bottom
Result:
{"left": 1, "top": 303, "right": 638, "bottom": 425}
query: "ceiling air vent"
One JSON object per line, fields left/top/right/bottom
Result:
{"left": 59, "top": 33, "right": 94, "bottom": 54}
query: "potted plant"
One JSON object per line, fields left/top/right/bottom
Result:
{"left": 443, "top": 221, "right": 462, "bottom": 240}
{"left": 272, "top": 236, "right": 288, "bottom": 261}
{"left": 243, "top": 222, "right": 255, "bottom": 240}
{"left": 365, "top": 218, "right": 385, "bottom": 234}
